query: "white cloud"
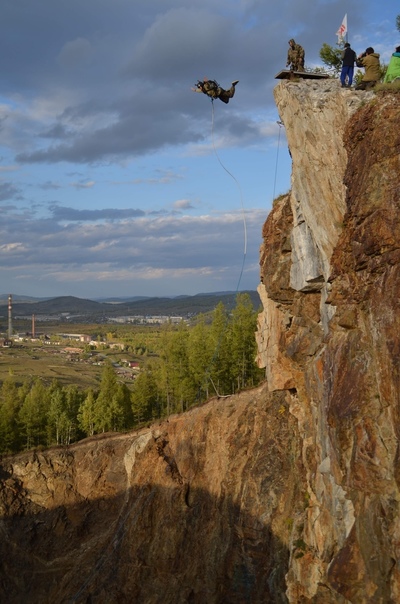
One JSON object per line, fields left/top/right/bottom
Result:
{"left": 69, "top": 180, "right": 95, "bottom": 189}
{"left": 172, "top": 199, "right": 194, "bottom": 210}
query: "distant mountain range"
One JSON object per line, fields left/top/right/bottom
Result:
{"left": 0, "top": 291, "right": 261, "bottom": 320}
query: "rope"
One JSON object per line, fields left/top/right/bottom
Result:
{"left": 194, "top": 99, "right": 248, "bottom": 401}
{"left": 211, "top": 99, "right": 247, "bottom": 293}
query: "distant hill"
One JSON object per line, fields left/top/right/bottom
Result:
{"left": 0, "top": 294, "right": 49, "bottom": 304}
{"left": 116, "top": 291, "right": 261, "bottom": 316}
{"left": 1, "top": 296, "right": 113, "bottom": 315}
{"left": 0, "top": 291, "right": 261, "bottom": 320}
{"left": 93, "top": 296, "right": 153, "bottom": 304}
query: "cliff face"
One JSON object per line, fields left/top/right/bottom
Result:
{"left": 1, "top": 81, "right": 399, "bottom": 604}
{"left": 257, "top": 81, "right": 400, "bottom": 602}
{"left": 1, "top": 387, "right": 300, "bottom": 604}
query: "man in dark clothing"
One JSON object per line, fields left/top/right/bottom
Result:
{"left": 192, "top": 78, "right": 239, "bottom": 104}
{"left": 340, "top": 42, "right": 357, "bottom": 87}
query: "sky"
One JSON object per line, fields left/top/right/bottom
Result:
{"left": 0, "top": 0, "right": 398, "bottom": 300}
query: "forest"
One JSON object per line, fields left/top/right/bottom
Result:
{"left": 0, "top": 294, "right": 264, "bottom": 454}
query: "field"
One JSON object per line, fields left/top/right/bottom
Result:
{"left": 0, "top": 322, "right": 159, "bottom": 390}
{"left": 0, "top": 344, "right": 100, "bottom": 388}
{"left": 0, "top": 343, "right": 103, "bottom": 389}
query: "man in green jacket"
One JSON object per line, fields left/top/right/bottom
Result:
{"left": 355, "top": 47, "right": 381, "bottom": 90}
{"left": 384, "top": 46, "right": 400, "bottom": 83}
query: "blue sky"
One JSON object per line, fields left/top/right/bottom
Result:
{"left": 0, "top": 0, "right": 398, "bottom": 299}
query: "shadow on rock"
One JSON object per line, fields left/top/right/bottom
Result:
{"left": 0, "top": 483, "right": 289, "bottom": 604}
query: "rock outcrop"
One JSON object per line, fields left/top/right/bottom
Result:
{"left": 1, "top": 80, "right": 399, "bottom": 604}
{"left": 0, "top": 387, "right": 300, "bottom": 603}
{"left": 257, "top": 80, "right": 400, "bottom": 602}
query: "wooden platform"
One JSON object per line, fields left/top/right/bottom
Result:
{"left": 275, "top": 70, "right": 330, "bottom": 80}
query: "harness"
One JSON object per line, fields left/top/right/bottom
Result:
{"left": 197, "top": 79, "right": 220, "bottom": 100}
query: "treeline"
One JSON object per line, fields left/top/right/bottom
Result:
{"left": 0, "top": 294, "right": 264, "bottom": 455}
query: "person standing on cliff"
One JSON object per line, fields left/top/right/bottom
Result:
{"left": 340, "top": 42, "right": 357, "bottom": 87}
{"left": 286, "top": 39, "right": 305, "bottom": 72}
{"left": 355, "top": 47, "right": 381, "bottom": 90}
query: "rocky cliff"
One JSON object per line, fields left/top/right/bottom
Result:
{"left": 257, "top": 80, "right": 400, "bottom": 602}
{"left": 1, "top": 80, "right": 399, "bottom": 604}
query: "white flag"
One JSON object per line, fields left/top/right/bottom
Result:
{"left": 336, "top": 14, "right": 347, "bottom": 43}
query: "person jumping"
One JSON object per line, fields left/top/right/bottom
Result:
{"left": 192, "top": 78, "right": 239, "bottom": 104}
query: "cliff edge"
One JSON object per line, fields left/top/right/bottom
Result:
{"left": 1, "top": 80, "right": 399, "bottom": 604}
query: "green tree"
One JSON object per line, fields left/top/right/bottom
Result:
{"left": 157, "top": 322, "right": 193, "bottom": 414}
{"left": 119, "top": 382, "right": 134, "bottom": 427}
{"left": 78, "top": 388, "right": 97, "bottom": 436}
{"left": 207, "top": 302, "right": 232, "bottom": 396}
{"left": 19, "top": 379, "right": 49, "bottom": 449}
{"left": 93, "top": 362, "right": 118, "bottom": 432}
{"left": 92, "top": 362, "right": 131, "bottom": 433}
{"left": 109, "top": 383, "right": 132, "bottom": 431}
{"left": 187, "top": 316, "right": 213, "bottom": 400}
{"left": 131, "top": 367, "right": 158, "bottom": 423}
{"left": 63, "top": 385, "right": 83, "bottom": 443}
{"left": 319, "top": 43, "right": 343, "bottom": 76}
{"left": 47, "top": 385, "right": 68, "bottom": 445}
{"left": 229, "top": 293, "right": 263, "bottom": 391}
{"left": 170, "top": 323, "right": 195, "bottom": 412}
{"left": 0, "top": 379, "right": 22, "bottom": 453}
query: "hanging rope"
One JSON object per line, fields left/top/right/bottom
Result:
{"left": 194, "top": 100, "right": 249, "bottom": 400}
{"left": 211, "top": 99, "right": 247, "bottom": 293}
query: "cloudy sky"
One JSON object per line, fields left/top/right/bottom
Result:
{"left": 0, "top": 0, "right": 398, "bottom": 299}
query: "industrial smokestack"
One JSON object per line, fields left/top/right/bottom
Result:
{"left": 8, "top": 294, "right": 12, "bottom": 339}
{"left": 32, "top": 314, "right": 36, "bottom": 339}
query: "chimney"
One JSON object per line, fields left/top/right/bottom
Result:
{"left": 32, "top": 314, "right": 35, "bottom": 339}
{"left": 8, "top": 294, "right": 12, "bottom": 339}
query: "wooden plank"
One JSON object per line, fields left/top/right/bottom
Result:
{"left": 275, "top": 70, "right": 330, "bottom": 80}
